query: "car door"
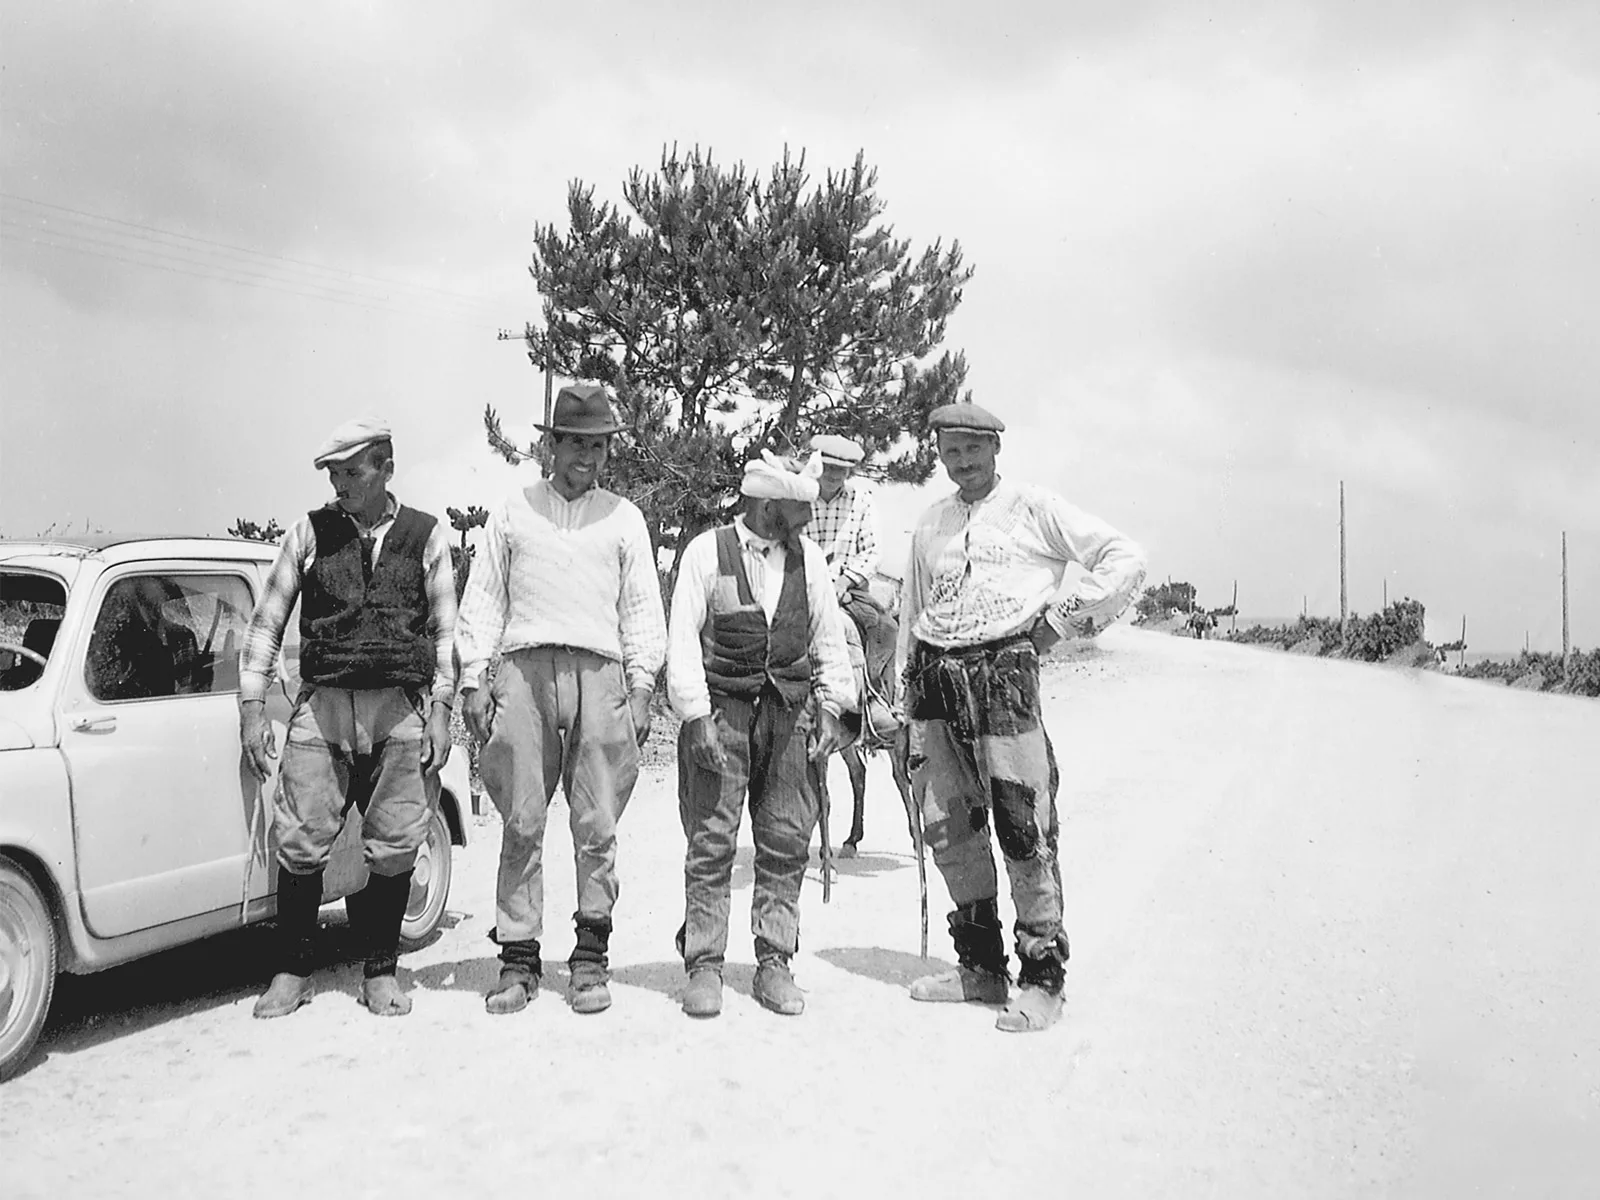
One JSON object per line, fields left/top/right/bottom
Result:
{"left": 60, "top": 563, "right": 258, "bottom": 938}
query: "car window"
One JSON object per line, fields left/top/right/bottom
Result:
{"left": 85, "top": 572, "right": 254, "bottom": 702}
{"left": 0, "top": 571, "right": 69, "bottom": 691}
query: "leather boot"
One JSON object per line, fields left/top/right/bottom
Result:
{"left": 356, "top": 870, "right": 414, "bottom": 1016}
{"left": 996, "top": 935, "right": 1067, "bottom": 1033}
{"left": 753, "top": 957, "right": 805, "bottom": 1016}
{"left": 253, "top": 867, "right": 323, "bottom": 1019}
{"left": 681, "top": 968, "right": 723, "bottom": 1018}
{"left": 567, "top": 914, "right": 613, "bottom": 1015}
{"left": 909, "top": 898, "right": 1009, "bottom": 1005}
{"left": 486, "top": 934, "right": 541, "bottom": 1015}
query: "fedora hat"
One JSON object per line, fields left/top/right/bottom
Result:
{"left": 537, "top": 384, "right": 625, "bottom": 435}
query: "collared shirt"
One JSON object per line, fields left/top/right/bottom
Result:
{"left": 454, "top": 480, "right": 666, "bottom": 693}
{"left": 897, "top": 478, "right": 1146, "bottom": 670}
{"left": 666, "top": 516, "right": 855, "bottom": 723}
{"left": 239, "top": 494, "right": 459, "bottom": 706}
{"left": 809, "top": 478, "right": 881, "bottom": 586}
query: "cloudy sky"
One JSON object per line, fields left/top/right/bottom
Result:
{"left": 3, "top": 0, "right": 1595, "bottom": 654}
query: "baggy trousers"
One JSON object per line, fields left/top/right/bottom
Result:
{"left": 480, "top": 647, "right": 640, "bottom": 944}
{"left": 678, "top": 689, "right": 817, "bottom": 971}
{"left": 274, "top": 684, "right": 433, "bottom": 878}
{"left": 905, "top": 636, "right": 1067, "bottom": 962}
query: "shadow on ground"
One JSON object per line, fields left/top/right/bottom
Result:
{"left": 20, "top": 908, "right": 469, "bottom": 1077}
{"left": 816, "top": 946, "right": 950, "bottom": 988}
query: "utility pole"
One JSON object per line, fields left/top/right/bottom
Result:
{"left": 1382, "top": 577, "right": 1387, "bottom": 610}
{"left": 1562, "top": 531, "right": 1570, "bottom": 669}
{"left": 1339, "top": 480, "right": 1348, "bottom": 639}
{"left": 1231, "top": 580, "right": 1238, "bottom": 636}
{"left": 1459, "top": 614, "right": 1468, "bottom": 671}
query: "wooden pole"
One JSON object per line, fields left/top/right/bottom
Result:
{"left": 1382, "top": 577, "right": 1387, "bottom": 610}
{"left": 1562, "top": 531, "right": 1570, "bottom": 668}
{"left": 1231, "top": 580, "right": 1238, "bottom": 636}
{"left": 1458, "top": 614, "right": 1468, "bottom": 671}
{"left": 1339, "top": 481, "right": 1348, "bottom": 638}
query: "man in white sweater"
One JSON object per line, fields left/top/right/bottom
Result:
{"left": 455, "top": 385, "right": 667, "bottom": 1016}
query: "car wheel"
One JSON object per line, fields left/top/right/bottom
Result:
{"left": 0, "top": 857, "right": 57, "bottom": 1081}
{"left": 399, "top": 808, "right": 452, "bottom": 950}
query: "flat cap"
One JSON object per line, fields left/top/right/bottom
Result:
{"left": 313, "top": 416, "right": 392, "bottom": 468}
{"left": 928, "top": 402, "right": 1005, "bottom": 434}
{"left": 808, "top": 433, "right": 865, "bottom": 466}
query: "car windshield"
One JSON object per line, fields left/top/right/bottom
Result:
{"left": 1, "top": 570, "right": 69, "bottom": 691}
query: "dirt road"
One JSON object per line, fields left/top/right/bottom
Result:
{"left": 3, "top": 628, "right": 1597, "bottom": 1198}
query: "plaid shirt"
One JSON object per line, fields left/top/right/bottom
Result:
{"left": 897, "top": 479, "right": 1145, "bottom": 670}
{"left": 239, "top": 496, "right": 459, "bottom": 706}
{"left": 809, "top": 479, "right": 880, "bottom": 586}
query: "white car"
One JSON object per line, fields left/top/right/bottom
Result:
{"left": 0, "top": 535, "right": 469, "bottom": 1078}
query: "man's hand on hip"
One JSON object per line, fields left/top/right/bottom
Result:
{"left": 462, "top": 686, "right": 495, "bottom": 745}
{"left": 685, "top": 714, "right": 729, "bottom": 774}
{"left": 1029, "top": 614, "right": 1063, "bottom": 656}
{"left": 421, "top": 701, "right": 452, "bottom": 775}
{"left": 239, "top": 701, "right": 277, "bottom": 782}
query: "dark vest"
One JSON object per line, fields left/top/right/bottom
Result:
{"left": 299, "top": 504, "right": 437, "bottom": 691}
{"left": 699, "top": 525, "right": 813, "bottom": 706}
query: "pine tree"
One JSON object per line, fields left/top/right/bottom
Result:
{"left": 486, "top": 145, "right": 973, "bottom": 573}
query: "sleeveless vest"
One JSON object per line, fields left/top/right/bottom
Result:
{"left": 699, "top": 525, "right": 813, "bottom": 706}
{"left": 299, "top": 504, "right": 436, "bottom": 691}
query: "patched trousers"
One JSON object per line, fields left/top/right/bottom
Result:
{"left": 274, "top": 684, "right": 434, "bottom": 877}
{"left": 480, "top": 647, "right": 641, "bottom": 944}
{"left": 906, "top": 635, "right": 1066, "bottom": 962}
{"left": 678, "top": 688, "right": 818, "bottom": 971}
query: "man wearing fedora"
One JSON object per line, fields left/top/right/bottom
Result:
{"left": 456, "top": 383, "right": 667, "bottom": 1016}
{"left": 666, "top": 450, "right": 854, "bottom": 1018}
{"left": 898, "top": 402, "right": 1145, "bottom": 1032}
{"left": 240, "top": 417, "right": 459, "bottom": 1019}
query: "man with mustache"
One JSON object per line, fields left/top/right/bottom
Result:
{"left": 456, "top": 384, "right": 667, "bottom": 1017}
{"left": 240, "top": 416, "right": 458, "bottom": 1019}
{"left": 899, "top": 402, "right": 1145, "bottom": 1032}
{"left": 666, "top": 450, "right": 854, "bottom": 1018}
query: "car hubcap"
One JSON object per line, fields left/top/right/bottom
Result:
{"left": 407, "top": 835, "right": 435, "bottom": 920}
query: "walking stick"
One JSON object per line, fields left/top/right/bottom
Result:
{"left": 891, "top": 725, "right": 928, "bottom": 958}
{"left": 815, "top": 761, "right": 834, "bottom": 904}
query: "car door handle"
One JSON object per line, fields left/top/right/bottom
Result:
{"left": 69, "top": 714, "right": 118, "bottom": 733}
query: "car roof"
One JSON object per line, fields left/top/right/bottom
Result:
{"left": 0, "top": 535, "right": 278, "bottom": 566}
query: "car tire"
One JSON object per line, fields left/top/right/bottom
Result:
{"left": 398, "top": 807, "right": 452, "bottom": 951}
{"left": 0, "top": 856, "right": 58, "bottom": 1081}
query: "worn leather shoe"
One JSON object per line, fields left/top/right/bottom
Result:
{"left": 252, "top": 972, "right": 314, "bottom": 1019}
{"left": 359, "top": 973, "right": 413, "bottom": 1017}
{"left": 909, "top": 965, "right": 1009, "bottom": 1005}
{"left": 681, "top": 968, "right": 723, "bottom": 1018}
{"left": 567, "top": 962, "right": 612, "bottom": 1015}
{"left": 995, "top": 984, "right": 1065, "bottom": 1032}
{"left": 486, "top": 965, "right": 538, "bottom": 1015}
{"left": 753, "top": 960, "right": 805, "bottom": 1016}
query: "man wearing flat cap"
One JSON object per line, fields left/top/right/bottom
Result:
{"left": 665, "top": 450, "right": 854, "bottom": 1018}
{"left": 456, "top": 383, "right": 666, "bottom": 1016}
{"left": 240, "top": 416, "right": 458, "bottom": 1019}
{"left": 807, "top": 433, "right": 882, "bottom": 610}
{"left": 898, "top": 401, "right": 1145, "bottom": 1032}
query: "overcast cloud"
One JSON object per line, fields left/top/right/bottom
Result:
{"left": 3, "top": 0, "right": 1596, "bottom": 653}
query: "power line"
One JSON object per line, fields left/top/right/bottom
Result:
{"left": 3, "top": 217, "right": 504, "bottom": 329}
{"left": 1, "top": 191, "right": 505, "bottom": 314}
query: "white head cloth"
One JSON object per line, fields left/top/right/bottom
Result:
{"left": 740, "top": 449, "right": 822, "bottom": 502}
